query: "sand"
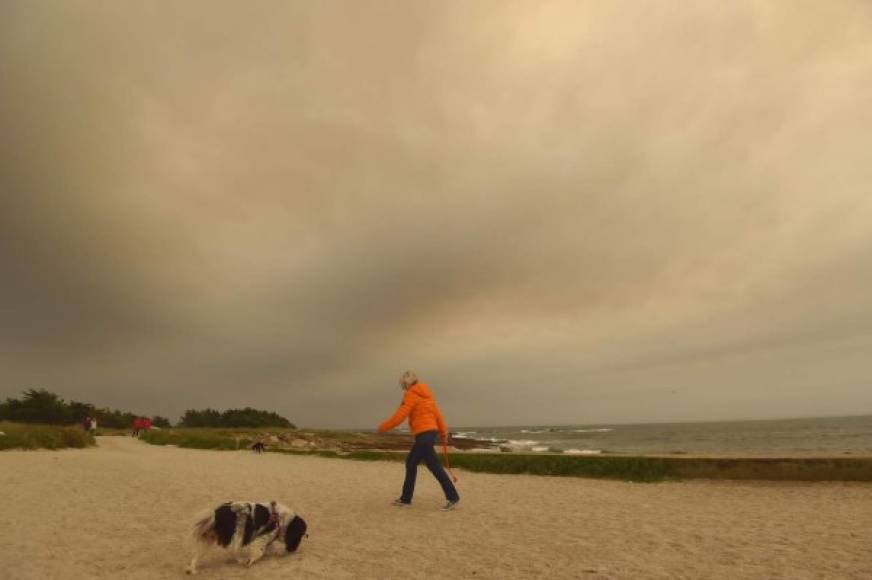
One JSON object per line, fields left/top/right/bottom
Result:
{"left": 1, "top": 437, "right": 870, "bottom": 580}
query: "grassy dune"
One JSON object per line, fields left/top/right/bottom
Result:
{"left": 0, "top": 421, "right": 95, "bottom": 450}
{"left": 141, "top": 427, "right": 416, "bottom": 451}
{"left": 140, "top": 428, "right": 872, "bottom": 482}
{"left": 141, "top": 427, "right": 264, "bottom": 449}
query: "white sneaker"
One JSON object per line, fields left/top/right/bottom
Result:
{"left": 440, "top": 500, "right": 459, "bottom": 511}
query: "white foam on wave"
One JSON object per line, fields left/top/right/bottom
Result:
{"left": 563, "top": 449, "right": 602, "bottom": 455}
{"left": 573, "top": 428, "right": 614, "bottom": 433}
{"left": 507, "top": 439, "right": 539, "bottom": 447}
{"left": 531, "top": 446, "right": 549, "bottom": 452}
{"left": 520, "top": 429, "right": 546, "bottom": 434}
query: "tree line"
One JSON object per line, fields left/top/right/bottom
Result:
{"left": 0, "top": 389, "right": 171, "bottom": 428}
{"left": 0, "top": 389, "right": 294, "bottom": 429}
{"left": 179, "top": 407, "right": 295, "bottom": 428}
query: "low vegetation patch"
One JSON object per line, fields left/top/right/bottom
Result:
{"left": 141, "top": 427, "right": 291, "bottom": 450}
{"left": 271, "top": 448, "right": 671, "bottom": 481}
{"left": 661, "top": 456, "right": 872, "bottom": 482}
{"left": 0, "top": 421, "right": 95, "bottom": 450}
{"left": 450, "top": 453, "right": 672, "bottom": 481}
{"left": 140, "top": 427, "right": 412, "bottom": 452}
{"left": 139, "top": 428, "right": 872, "bottom": 482}
{"left": 141, "top": 429, "right": 669, "bottom": 481}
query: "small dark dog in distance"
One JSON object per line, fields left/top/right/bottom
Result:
{"left": 251, "top": 442, "right": 266, "bottom": 453}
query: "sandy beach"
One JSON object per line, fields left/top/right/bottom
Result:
{"left": 1, "top": 437, "right": 870, "bottom": 580}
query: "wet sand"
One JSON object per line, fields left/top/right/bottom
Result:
{"left": 1, "top": 437, "right": 869, "bottom": 579}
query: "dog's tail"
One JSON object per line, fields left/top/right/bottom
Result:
{"left": 190, "top": 508, "right": 216, "bottom": 545}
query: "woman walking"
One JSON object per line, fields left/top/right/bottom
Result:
{"left": 378, "top": 371, "right": 460, "bottom": 510}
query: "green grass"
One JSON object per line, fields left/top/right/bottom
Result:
{"left": 0, "top": 421, "right": 95, "bottom": 450}
{"left": 660, "top": 456, "right": 872, "bottom": 482}
{"left": 142, "top": 428, "right": 264, "bottom": 450}
{"left": 141, "top": 431, "right": 677, "bottom": 482}
{"left": 139, "top": 428, "right": 872, "bottom": 482}
{"left": 269, "top": 448, "right": 671, "bottom": 481}
{"left": 270, "top": 449, "right": 872, "bottom": 482}
{"left": 140, "top": 427, "right": 395, "bottom": 450}
{"left": 450, "top": 453, "right": 672, "bottom": 481}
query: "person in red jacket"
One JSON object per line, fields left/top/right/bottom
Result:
{"left": 378, "top": 370, "right": 460, "bottom": 510}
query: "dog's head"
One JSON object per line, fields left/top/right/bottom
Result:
{"left": 283, "top": 515, "right": 308, "bottom": 552}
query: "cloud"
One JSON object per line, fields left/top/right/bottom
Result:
{"left": 1, "top": 1, "right": 871, "bottom": 426}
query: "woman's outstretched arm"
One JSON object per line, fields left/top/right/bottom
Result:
{"left": 378, "top": 391, "right": 413, "bottom": 433}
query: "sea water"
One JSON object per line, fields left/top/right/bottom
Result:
{"left": 453, "top": 415, "right": 872, "bottom": 456}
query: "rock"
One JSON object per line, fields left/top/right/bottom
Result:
{"left": 499, "top": 446, "right": 512, "bottom": 453}
{"left": 267, "top": 435, "right": 280, "bottom": 444}
{"left": 290, "top": 438, "right": 309, "bottom": 448}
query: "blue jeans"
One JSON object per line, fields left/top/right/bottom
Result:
{"left": 400, "top": 430, "right": 460, "bottom": 504}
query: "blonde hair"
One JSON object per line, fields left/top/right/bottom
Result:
{"left": 399, "top": 370, "right": 418, "bottom": 389}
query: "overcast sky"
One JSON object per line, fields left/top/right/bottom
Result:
{"left": 2, "top": 1, "right": 871, "bottom": 428}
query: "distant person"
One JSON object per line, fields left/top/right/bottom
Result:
{"left": 378, "top": 370, "right": 460, "bottom": 510}
{"left": 89, "top": 417, "right": 98, "bottom": 435}
{"left": 132, "top": 417, "right": 152, "bottom": 437}
{"left": 82, "top": 416, "right": 91, "bottom": 432}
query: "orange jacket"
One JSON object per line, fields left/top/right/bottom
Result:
{"left": 378, "top": 383, "right": 448, "bottom": 439}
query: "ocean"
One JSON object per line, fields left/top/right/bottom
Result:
{"left": 453, "top": 415, "right": 872, "bottom": 456}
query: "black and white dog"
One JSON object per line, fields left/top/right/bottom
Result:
{"left": 186, "top": 501, "right": 307, "bottom": 574}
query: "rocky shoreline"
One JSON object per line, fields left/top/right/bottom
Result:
{"left": 249, "top": 429, "right": 498, "bottom": 453}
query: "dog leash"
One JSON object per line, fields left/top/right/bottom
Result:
{"left": 441, "top": 439, "right": 458, "bottom": 483}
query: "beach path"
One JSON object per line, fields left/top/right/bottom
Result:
{"left": 1, "top": 436, "right": 870, "bottom": 579}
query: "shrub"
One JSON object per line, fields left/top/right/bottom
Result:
{"left": 0, "top": 422, "right": 95, "bottom": 450}
{"left": 179, "top": 408, "right": 294, "bottom": 428}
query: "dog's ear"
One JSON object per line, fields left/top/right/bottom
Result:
{"left": 213, "top": 505, "right": 238, "bottom": 547}
{"left": 284, "top": 516, "right": 307, "bottom": 552}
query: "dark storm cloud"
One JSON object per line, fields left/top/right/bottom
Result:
{"left": 2, "top": 1, "right": 871, "bottom": 425}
